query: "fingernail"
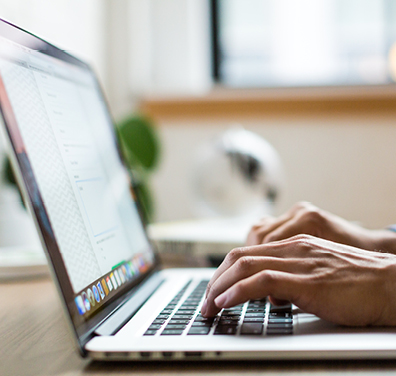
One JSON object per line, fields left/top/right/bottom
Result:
{"left": 214, "top": 293, "right": 227, "bottom": 308}
{"left": 201, "top": 299, "right": 207, "bottom": 315}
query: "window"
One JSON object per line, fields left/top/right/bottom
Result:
{"left": 213, "top": 0, "right": 396, "bottom": 88}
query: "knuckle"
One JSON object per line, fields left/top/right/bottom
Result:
{"left": 226, "top": 247, "right": 245, "bottom": 264}
{"left": 290, "top": 233, "right": 313, "bottom": 242}
{"left": 264, "top": 233, "right": 276, "bottom": 243}
{"left": 291, "top": 234, "right": 316, "bottom": 252}
{"left": 206, "top": 279, "right": 221, "bottom": 301}
{"left": 256, "top": 270, "right": 278, "bottom": 290}
{"left": 250, "top": 223, "right": 262, "bottom": 232}
{"left": 247, "top": 228, "right": 260, "bottom": 243}
{"left": 249, "top": 217, "right": 271, "bottom": 235}
{"left": 302, "top": 208, "right": 325, "bottom": 225}
{"left": 235, "top": 256, "right": 254, "bottom": 273}
{"left": 258, "top": 269, "right": 276, "bottom": 282}
{"left": 205, "top": 281, "right": 213, "bottom": 296}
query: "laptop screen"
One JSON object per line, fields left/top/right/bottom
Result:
{"left": 0, "top": 20, "right": 157, "bottom": 340}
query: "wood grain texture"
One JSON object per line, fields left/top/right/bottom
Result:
{"left": 140, "top": 86, "right": 396, "bottom": 121}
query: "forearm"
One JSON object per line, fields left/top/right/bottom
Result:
{"left": 303, "top": 209, "right": 396, "bottom": 254}
{"left": 245, "top": 202, "right": 396, "bottom": 256}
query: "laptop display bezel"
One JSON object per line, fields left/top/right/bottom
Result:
{"left": 0, "top": 18, "right": 161, "bottom": 355}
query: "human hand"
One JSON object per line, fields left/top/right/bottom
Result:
{"left": 201, "top": 235, "right": 396, "bottom": 326}
{"left": 246, "top": 202, "right": 396, "bottom": 254}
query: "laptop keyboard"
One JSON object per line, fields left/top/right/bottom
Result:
{"left": 144, "top": 280, "right": 293, "bottom": 337}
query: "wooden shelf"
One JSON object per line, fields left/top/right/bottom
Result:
{"left": 140, "top": 85, "right": 396, "bottom": 120}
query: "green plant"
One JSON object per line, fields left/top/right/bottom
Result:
{"left": 117, "top": 114, "right": 160, "bottom": 223}
{"left": 3, "top": 157, "right": 25, "bottom": 208}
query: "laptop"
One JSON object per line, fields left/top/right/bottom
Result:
{"left": 1, "top": 18, "right": 396, "bottom": 361}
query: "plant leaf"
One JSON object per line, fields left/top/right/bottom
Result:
{"left": 117, "top": 115, "right": 160, "bottom": 171}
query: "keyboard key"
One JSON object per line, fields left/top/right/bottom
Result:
{"left": 180, "top": 305, "right": 198, "bottom": 310}
{"left": 223, "top": 305, "right": 243, "bottom": 311}
{"left": 268, "top": 318, "right": 292, "bottom": 324}
{"left": 220, "top": 316, "right": 240, "bottom": 321}
{"left": 218, "top": 320, "right": 239, "bottom": 326}
{"left": 246, "top": 308, "right": 265, "bottom": 313}
{"left": 152, "top": 319, "right": 167, "bottom": 324}
{"left": 266, "top": 328, "right": 293, "bottom": 335}
{"left": 191, "top": 321, "right": 213, "bottom": 327}
{"left": 164, "top": 324, "right": 187, "bottom": 330}
{"left": 161, "top": 329, "right": 185, "bottom": 335}
{"left": 269, "top": 312, "right": 292, "bottom": 318}
{"left": 194, "top": 316, "right": 214, "bottom": 323}
{"left": 148, "top": 324, "right": 163, "bottom": 330}
{"left": 188, "top": 327, "right": 211, "bottom": 335}
{"left": 244, "top": 312, "right": 265, "bottom": 318}
{"left": 223, "top": 308, "right": 243, "bottom": 313}
{"left": 214, "top": 325, "right": 238, "bottom": 335}
{"left": 156, "top": 314, "right": 170, "bottom": 319}
{"left": 220, "top": 312, "right": 241, "bottom": 317}
{"left": 168, "top": 319, "right": 190, "bottom": 324}
{"left": 267, "top": 323, "right": 293, "bottom": 329}
{"left": 240, "top": 323, "right": 263, "bottom": 335}
{"left": 242, "top": 317, "right": 264, "bottom": 323}
{"left": 172, "top": 315, "right": 194, "bottom": 320}
{"left": 176, "top": 309, "right": 196, "bottom": 313}
{"left": 144, "top": 330, "right": 157, "bottom": 336}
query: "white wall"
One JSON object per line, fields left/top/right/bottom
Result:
{"left": 0, "top": 0, "right": 107, "bottom": 84}
{"left": 128, "top": 0, "right": 212, "bottom": 98}
{"left": 151, "top": 113, "right": 396, "bottom": 229}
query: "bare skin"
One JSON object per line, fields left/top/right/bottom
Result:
{"left": 201, "top": 203, "right": 396, "bottom": 326}
{"left": 246, "top": 202, "right": 396, "bottom": 254}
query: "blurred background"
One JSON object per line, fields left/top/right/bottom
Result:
{"left": 2, "top": 0, "right": 396, "bottom": 230}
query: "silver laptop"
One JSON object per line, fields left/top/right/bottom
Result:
{"left": 0, "top": 19, "right": 395, "bottom": 361}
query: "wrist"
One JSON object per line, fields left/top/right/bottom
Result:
{"left": 369, "top": 229, "right": 396, "bottom": 254}
{"left": 379, "top": 259, "right": 396, "bottom": 325}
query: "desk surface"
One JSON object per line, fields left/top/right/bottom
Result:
{"left": 2, "top": 269, "right": 396, "bottom": 376}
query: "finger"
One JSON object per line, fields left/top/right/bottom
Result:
{"left": 246, "top": 217, "right": 276, "bottom": 245}
{"left": 268, "top": 296, "right": 290, "bottom": 306}
{"left": 262, "top": 214, "right": 313, "bottom": 243}
{"left": 246, "top": 202, "right": 314, "bottom": 245}
{"left": 203, "top": 256, "right": 308, "bottom": 317}
{"left": 213, "top": 270, "right": 303, "bottom": 310}
{"left": 205, "top": 241, "right": 290, "bottom": 300}
{"left": 248, "top": 213, "right": 294, "bottom": 245}
{"left": 204, "top": 235, "right": 316, "bottom": 306}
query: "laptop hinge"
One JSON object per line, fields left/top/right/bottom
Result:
{"left": 94, "top": 272, "right": 164, "bottom": 336}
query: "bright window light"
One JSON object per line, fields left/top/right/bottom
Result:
{"left": 216, "top": 0, "right": 396, "bottom": 87}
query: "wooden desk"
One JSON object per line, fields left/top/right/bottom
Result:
{"left": 2, "top": 273, "right": 396, "bottom": 375}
